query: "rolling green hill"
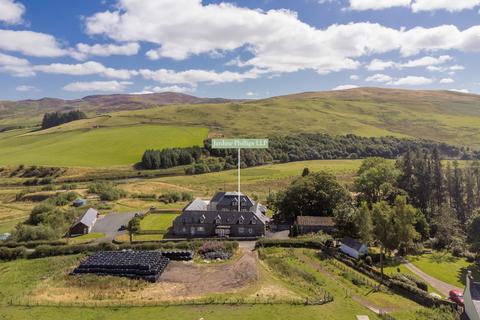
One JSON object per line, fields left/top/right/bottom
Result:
{"left": 1, "top": 87, "right": 480, "bottom": 167}
{"left": 0, "top": 125, "right": 208, "bottom": 167}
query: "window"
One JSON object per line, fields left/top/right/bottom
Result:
{"left": 182, "top": 227, "right": 187, "bottom": 233}
{"left": 239, "top": 227, "right": 245, "bottom": 234}
{"left": 248, "top": 228, "right": 253, "bottom": 234}
{"left": 199, "top": 214, "right": 205, "bottom": 223}
{"left": 251, "top": 217, "right": 257, "bottom": 224}
{"left": 197, "top": 226, "right": 205, "bottom": 232}
{"left": 239, "top": 216, "right": 245, "bottom": 224}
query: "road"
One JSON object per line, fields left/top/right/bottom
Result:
{"left": 399, "top": 257, "right": 462, "bottom": 296}
{"left": 91, "top": 212, "right": 137, "bottom": 242}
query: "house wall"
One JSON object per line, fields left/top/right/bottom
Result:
{"left": 173, "top": 221, "right": 265, "bottom": 238}
{"left": 70, "top": 222, "right": 88, "bottom": 236}
{"left": 298, "top": 225, "right": 335, "bottom": 235}
{"left": 464, "top": 280, "right": 480, "bottom": 320}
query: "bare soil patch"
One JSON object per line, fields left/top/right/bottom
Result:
{"left": 28, "top": 250, "right": 262, "bottom": 304}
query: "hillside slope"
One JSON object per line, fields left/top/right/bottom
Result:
{"left": 0, "top": 92, "right": 233, "bottom": 127}
{"left": 1, "top": 87, "right": 480, "bottom": 167}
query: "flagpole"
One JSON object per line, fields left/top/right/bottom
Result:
{"left": 238, "top": 148, "right": 241, "bottom": 212}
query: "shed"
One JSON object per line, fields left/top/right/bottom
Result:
{"left": 340, "top": 236, "right": 368, "bottom": 259}
{"left": 69, "top": 208, "right": 98, "bottom": 236}
{"left": 295, "top": 216, "right": 336, "bottom": 235}
{"left": 73, "top": 198, "right": 87, "bottom": 207}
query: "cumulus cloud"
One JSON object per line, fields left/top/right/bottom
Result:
{"left": 83, "top": 0, "right": 480, "bottom": 79}
{"left": 73, "top": 42, "right": 140, "bottom": 60}
{"left": 349, "top": 75, "right": 359, "bottom": 80}
{"left": 132, "top": 85, "right": 194, "bottom": 94}
{"left": 389, "top": 76, "right": 434, "bottom": 86}
{"left": 33, "top": 61, "right": 137, "bottom": 79}
{"left": 332, "top": 84, "right": 359, "bottom": 90}
{"left": 0, "top": 52, "right": 34, "bottom": 77}
{"left": 365, "top": 73, "right": 393, "bottom": 83}
{"left": 63, "top": 80, "right": 132, "bottom": 92}
{"left": 349, "top": 0, "right": 410, "bottom": 11}
{"left": 349, "top": 0, "right": 480, "bottom": 12}
{"left": 0, "top": 0, "right": 25, "bottom": 24}
{"left": 0, "top": 29, "right": 67, "bottom": 57}
{"left": 412, "top": 0, "right": 480, "bottom": 12}
{"left": 449, "top": 88, "right": 470, "bottom": 93}
{"left": 367, "top": 55, "right": 460, "bottom": 71}
{"left": 138, "top": 68, "right": 259, "bottom": 85}
{"left": 439, "top": 78, "right": 455, "bottom": 84}
{"left": 16, "top": 85, "right": 38, "bottom": 92}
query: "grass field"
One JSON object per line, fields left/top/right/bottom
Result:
{"left": 139, "top": 212, "right": 179, "bottom": 231}
{"left": 0, "top": 125, "right": 208, "bottom": 167}
{"left": 408, "top": 252, "right": 480, "bottom": 288}
{"left": 34, "top": 88, "right": 480, "bottom": 149}
{"left": 155, "top": 159, "right": 363, "bottom": 199}
{"left": 69, "top": 232, "right": 105, "bottom": 244}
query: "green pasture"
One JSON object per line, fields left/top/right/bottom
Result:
{"left": 157, "top": 159, "right": 363, "bottom": 198}
{"left": 0, "top": 124, "right": 208, "bottom": 167}
{"left": 408, "top": 252, "right": 480, "bottom": 288}
{"left": 139, "top": 212, "right": 179, "bottom": 231}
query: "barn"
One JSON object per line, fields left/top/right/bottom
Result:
{"left": 294, "top": 216, "right": 336, "bottom": 235}
{"left": 69, "top": 208, "right": 98, "bottom": 236}
{"left": 340, "top": 236, "right": 368, "bottom": 259}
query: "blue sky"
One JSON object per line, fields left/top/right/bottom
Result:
{"left": 0, "top": 0, "right": 479, "bottom": 100}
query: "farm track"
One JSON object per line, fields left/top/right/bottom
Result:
{"left": 293, "top": 250, "right": 396, "bottom": 315}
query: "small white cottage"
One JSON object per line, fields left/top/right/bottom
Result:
{"left": 340, "top": 236, "right": 368, "bottom": 259}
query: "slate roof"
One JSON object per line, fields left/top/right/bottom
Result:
{"left": 75, "top": 208, "right": 98, "bottom": 228}
{"left": 176, "top": 191, "right": 269, "bottom": 226}
{"left": 296, "top": 216, "right": 336, "bottom": 227}
{"left": 341, "top": 236, "right": 365, "bottom": 251}
{"left": 184, "top": 198, "right": 208, "bottom": 211}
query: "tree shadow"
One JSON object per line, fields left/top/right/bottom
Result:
{"left": 457, "top": 264, "right": 480, "bottom": 287}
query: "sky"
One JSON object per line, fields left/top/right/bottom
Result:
{"left": 0, "top": 0, "right": 479, "bottom": 100}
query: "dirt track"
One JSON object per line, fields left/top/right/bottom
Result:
{"left": 157, "top": 250, "right": 260, "bottom": 298}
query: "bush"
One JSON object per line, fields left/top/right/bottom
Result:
{"left": 0, "top": 246, "right": 26, "bottom": 261}
{"left": 13, "top": 224, "right": 57, "bottom": 242}
{"left": 88, "top": 181, "right": 127, "bottom": 201}
{"left": 256, "top": 239, "right": 327, "bottom": 249}
{"left": 199, "top": 241, "right": 226, "bottom": 254}
{"left": 158, "top": 191, "right": 193, "bottom": 204}
{"left": 392, "top": 273, "right": 428, "bottom": 292}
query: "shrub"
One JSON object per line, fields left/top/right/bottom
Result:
{"left": 364, "top": 255, "right": 373, "bottom": 266}
{"left": 88, "top": 181, "right": 127, "bottom": 201}
{"left": 199, "top": 241, "right": 226, "bottom": 254}
{"left": 12, "top": 224, "right": 57, "bottom": 242}
{"left": 0, "top": 246, "right": 26, "bottom": 261}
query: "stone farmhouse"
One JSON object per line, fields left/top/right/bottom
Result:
{"left": 173, "top": 192, "right": 269, "bottom": 238}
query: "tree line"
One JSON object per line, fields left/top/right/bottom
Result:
{"left": 140, "top": 133, "right": 480, "bottom": 172}
{"left": 41, "top": 110, "right": 87, "bottom": 129}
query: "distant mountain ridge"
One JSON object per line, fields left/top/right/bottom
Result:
{"left": 0, "top": 92, "right": 234, "bottom": 124}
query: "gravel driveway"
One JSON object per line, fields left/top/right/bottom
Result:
{"left": 91, "top": 212, "right": 137, "bottom": 242}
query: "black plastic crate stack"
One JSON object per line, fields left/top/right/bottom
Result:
{"left": 161, "top": 250, "right": 193, "bottom": 261}
{"left": 73, "top": 251, "right": 169, "bottom": 282}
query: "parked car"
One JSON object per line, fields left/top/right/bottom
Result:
{"left": 449, "top": 289, "right": 464, "bottom": 307}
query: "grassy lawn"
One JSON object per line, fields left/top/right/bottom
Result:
{"left": 69, "top": 232, "right": 105, "bottom": 244}
{"left": 139, "top": 212, "right": 179, "bottom": 231}
{"left": 408, "top": 252, "right": 480, "bottom": 288}
{"left": 0, "top": 124, "right": 208, "bottom": 167}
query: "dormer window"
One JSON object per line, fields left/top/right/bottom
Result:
{"left": 215, "top": 215, "right": 222, "bottom": 224}
{"left": 199, "top": 214, "right": 206, "bottom": 224}
{"left": 251, "top": 217, "right": 257, "bottom": 224}
{"left": 239, "top": 215, "right": 245, "bottom": 224}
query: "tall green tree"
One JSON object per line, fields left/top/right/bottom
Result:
{"left": 355, "top": 202, "right": 373, "bottom": 244}
{"left": 451, "top": 161, "right": 467, "bottom": 224}
{"left": 333, "top": 202, "right": 358, "bottom": 238}
{"left": 274, "top": 171, "right": 350, "bottom": 221}
{"left": 127, "top": 217, "right": 141, "bottom": 243}
{"left": 430, "top": 147, "right": 445, "bottom": 212}
{"left": 354, "top": 157, "right": 400, "bottom": 205}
